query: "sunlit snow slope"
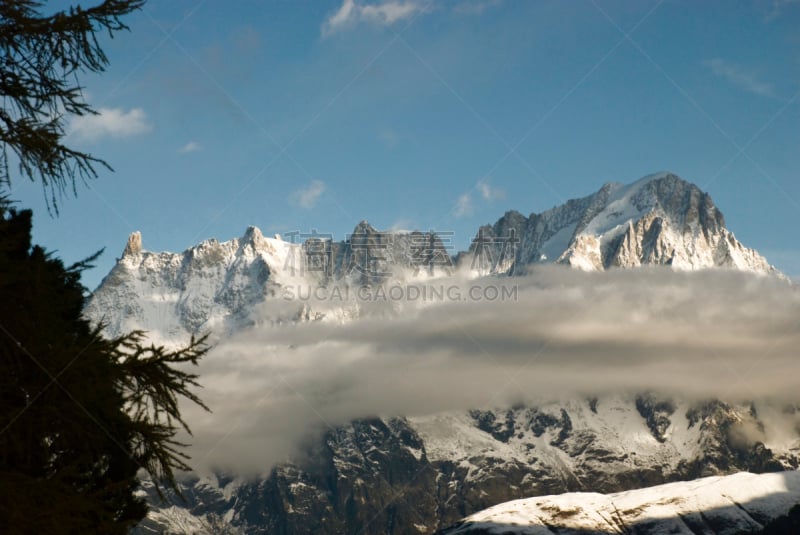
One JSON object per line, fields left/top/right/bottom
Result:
{"left": 441, "top": 471, "right": 800, "bottom": 534}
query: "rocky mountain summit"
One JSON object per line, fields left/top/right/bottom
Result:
{"left": 465, "top": 172, "right": 777, "bottom": 274}
{"left": 86, "top": 222, "right": 453, "bottom": 342}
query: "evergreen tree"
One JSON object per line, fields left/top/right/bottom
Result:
{"left": 1, "top": 0, "right": 144, "bottom": 212}
{"left": 0, "top": 3, "right": 212, "bottom": 531}
{"left": 0, "top": 200, "right": 209, "bottom": 533}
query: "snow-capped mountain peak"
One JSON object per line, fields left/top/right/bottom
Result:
{"left": 468, "top": 172, "right": 777, "bottom": 275}
{"left": 87, "top": 225, "right": 307, "bottom": 343}
{"left": 87, "top": 174, "right": 781, "bottom": 343}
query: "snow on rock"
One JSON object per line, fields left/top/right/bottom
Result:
{"left": 465, "top": 172, "right": 780, "bottom": 276}
{"left": 85, "top": 226, "right": 310, "bottom": 343}
{"left": 85, "top": 222, "right": 456, "bottom": 344}
{"left": 442, "top": 471, "right": 800, "bottom": 534}
{"left": 87, "top": 174, "right": 782, "bottom": 347}
{"left": 133, "top": 398, "right": 800, "bottom": 534}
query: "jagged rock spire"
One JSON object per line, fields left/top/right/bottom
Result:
{"left": 123, "top": 231, "right": 142, "bottom": 257}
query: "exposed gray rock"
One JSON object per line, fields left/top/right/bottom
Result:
{"left": 134, "top": 400, "right": 800, "bottom": 534}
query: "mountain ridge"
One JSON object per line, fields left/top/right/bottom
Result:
{"left": 86, "top": 172, "right": 780, "bottom": 343}
{"left": 465, "top": 172, "right": 776, "bottom": 274}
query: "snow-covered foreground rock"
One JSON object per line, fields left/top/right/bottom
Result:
{"left": 440, "top": 471, "right": 800, "bottom": 534}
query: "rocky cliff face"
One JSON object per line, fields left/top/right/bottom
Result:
{"left": 464, "top": 172, "right": 777, "bottom": 274}
{"left": 86, "top": 222, "right": 453, "bottom": 342}
{"left": 85, "top": 225, "right": 307, "bottom": 343}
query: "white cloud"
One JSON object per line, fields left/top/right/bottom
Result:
{"left": 322, "top": 0, "right": 425, "bottom": 36}
{"left": 453, "top": 182, "right": 504, "bottom": 218}
{"left": 68, "top": 107, "right": 152, "bottom": 141}
{"left": 290, "top": 180, "right": 326, "bottom": 209}
{"left": 178, "top": 268, "right": 800, "bottom": 473}
{"left": 321, "top": 0, "right": 502, "bottom": 36}
{"left": 361, "top": 0, "right": 421, "bottom": 24}
{"left": 704, "top": 58, "right": 775, "bottom": 98}
{"left": 179, "top": 141, "right": 201, "bottom": 154}
{"left": 324, "top": 0, "right": 358, "bottom": 34}
{"left": 478, "top": 180, "right": 505, "bottom": 201}
{"left": 453, "top": 192, "right": 473, "bottom": 217}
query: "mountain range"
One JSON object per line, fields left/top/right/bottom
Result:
{"left": 86, "top": 172, "right": 779, "bottom": 343}
{"left": 83, "top": 172, "right": 796, "bottom": 534}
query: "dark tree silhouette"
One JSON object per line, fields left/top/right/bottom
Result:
{"left": 0, "top": 2, "right": 211, "bottom": 532}
{"left": 0, "top": 0, "right": 144, "bottom": 211}
{"left": 0, "top": 200, "right": 210, "bottom": 533}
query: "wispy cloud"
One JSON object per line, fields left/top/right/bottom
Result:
{"left": 703, "top": 58, "right": 775, "bottom": 98}
{"left": 454, "top": 181, "right": 504, "bottom": 217}
{"left": 69, "top": 107, "right": 151, "bottom": 141}
{"left": 321, "top": 0, "right": 503, "bottom": 36}
{"left": 180, "top": 268, "right": 800, "bottom": 473}
{"left": 453, "top": 192, "right": 473, "bottom": 217}
{"left": 478, "top": 180, "right": 505, "bottom": 201}
{"left": 179, "top": 141, "right": 201, "bottom": 154}
{"left": 290, "top": 180, "right": 326, "bottom": 209}
{"left": 322, "top": 0, "right": 425, "bottom": 36}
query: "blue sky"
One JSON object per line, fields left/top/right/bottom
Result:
{"left": 9, "top": 0, "right": 800, "bottom": 289}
